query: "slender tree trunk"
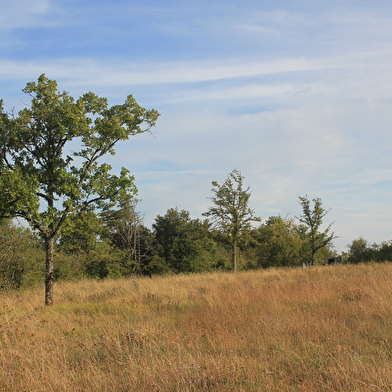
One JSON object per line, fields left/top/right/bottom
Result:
{"left": 232, "top": 238, "right": 237, "bottom": 272}
{"left": 311, "top": 250, "right": 315, "bottom": 266}
{"left": 45, "top": 236, "right": 55, "bottom": 306}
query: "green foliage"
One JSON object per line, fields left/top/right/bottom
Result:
{"left": 347, "top": 237, "right": 371, "bottom": 264}
{"left": 82, "top": 242, "right": 126, "bottom": 279}
{"left": 99, "top": 196, "right": 155, "bottom": 275}
{"left": 371, "top": 241, "right": 392, "bottom": 262}
{"left": 58, "top": 209, "right": 102, "bottom": 254}
{"left": 347, "top": 238, "right": 392, "bottom": 264}
{"left": 0, "top": 75, "right": 159, "bottom": 304}
{"left": 153, "top": 208, "right": 217, "bottom": 273}
{"left": 145, "top": 253, "right": 172, "bottom": 275}
{"left": 52, "top": 252, "right": 86, "bottom": 281}
{"left": 253, "top": 216, "right": 304, "bottom": 268}
{"left": 56, "top": 198, "right": 158, "bottom": 279}
{"left": 0, "top": 220, "right": 44, "bottom": 289}
{"left": 203, "top": 169, "right": 260, "bottom": 272}
{"left": 56, "top": 210, "right": 120, "bottom": 280}
{"left": 297, "top": 196, "right": 336, "bottom": 266}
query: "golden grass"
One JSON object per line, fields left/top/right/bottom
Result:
{"left": 1, "top": 263, "right": 392, "bottom": 391}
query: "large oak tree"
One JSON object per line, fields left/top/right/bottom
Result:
{"left": 0, "top": 74, "right": 159, "bottom": 305}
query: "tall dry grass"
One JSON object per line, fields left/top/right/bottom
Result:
{"left": 1, "top": 263, "right": 392, "bottom": 391}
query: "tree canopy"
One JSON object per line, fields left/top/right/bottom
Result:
{"left": 253, "top": 216, "right": 303, "bottom": 268}
{"left": 153, "top": 208, "right": 217, "bottom": 273}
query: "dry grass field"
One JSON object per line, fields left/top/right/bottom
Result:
{"left": 1, "top": 263, "right": 392, "bottom": 391}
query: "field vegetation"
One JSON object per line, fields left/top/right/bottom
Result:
{"left": 1, "top": 262, "right": 392, "bottom": 391}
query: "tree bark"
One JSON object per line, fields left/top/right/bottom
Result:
{"left": 232, "top": 238, "right": 237, "bottom": 272}
{"left": 45, "top": 236, "right": 54, "bottom": 306}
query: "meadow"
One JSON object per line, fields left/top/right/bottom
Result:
{"left": 1, "top": 263, "right": 392, "bottom": 391}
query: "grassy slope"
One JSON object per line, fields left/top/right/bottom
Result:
{"left": 1, "top": 263, "right": 392, "bottom": 391}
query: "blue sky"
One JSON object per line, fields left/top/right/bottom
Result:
{"left": 2, "top": 0, "right": 392, "bottom": 252}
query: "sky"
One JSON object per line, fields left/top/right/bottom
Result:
{"left": 1, "top": 0, "right": 392, "bottom": 252}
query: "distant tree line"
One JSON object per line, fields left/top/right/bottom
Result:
{"left": 2, "top": 170, "right": 391, "bottom": 291}
{"left": 345, "top": 237, "right": 392, "bottom": 264}
{"left": 3, "top": 203, "right": 392, "bottom": 292}
{"left": 0, "top": 169, "right": 340, "bottom": 290}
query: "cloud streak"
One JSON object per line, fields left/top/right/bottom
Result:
{"left": 1, "top": 0, "right": 392, "bottom": 252}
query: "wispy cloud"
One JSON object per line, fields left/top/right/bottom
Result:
{"left": 0, "top": 0, "right": 59, "bottom": 29}
{"left": 2, "top": 45, "right": 391, "bottom": 93}
{"left": 1, "top": 0, "right": 392, "bottom": 251}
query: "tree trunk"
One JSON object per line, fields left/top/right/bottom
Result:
{"left": 45, "top": 236, "right": 55, "bottom": 306}
{"left": 232, "top": 238, "right": 237, "bottom": 272}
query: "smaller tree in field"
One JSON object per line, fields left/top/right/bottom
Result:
{"left": 203, "top": 169, "right": 260, "bottom": 272}
{"left": 297, "top": 196, "right": 336, "bottom": 266}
